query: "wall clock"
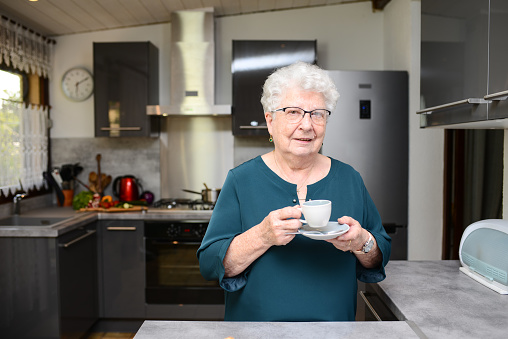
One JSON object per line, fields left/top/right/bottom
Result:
{"left": 61, "top": 67, "right": 94, "bottom": 101}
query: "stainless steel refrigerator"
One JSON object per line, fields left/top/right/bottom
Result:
{"left": 322, "top": 71, "right": 408, "bottom": 260}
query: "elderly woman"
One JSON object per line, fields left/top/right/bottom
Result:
{"left": 198, "top": 61, "right": 391, "bottom": 321}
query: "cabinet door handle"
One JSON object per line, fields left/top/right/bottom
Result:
{"left": 239, "top": 125, "right": 268, "bottom": 129}
{"left": 59, "top": 230, "right": 96, "bottom": 248}
{"left": 100, "top": 127, "right": 142, "bottom": 131}
{"left": 359, "top": 291, "right": 382, "bottom": 321}
{"left": 416, "top": 98, "right": 490, "bottom": 114}
{"left": 484, "top": 90, "right": 508, "bottom": 100}
{"left": 107, "top": 226, "right": 137, "bottom": 231}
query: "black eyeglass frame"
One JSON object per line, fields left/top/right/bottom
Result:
{"left": 272, "top": 107, "right": 331, "bottom": 124}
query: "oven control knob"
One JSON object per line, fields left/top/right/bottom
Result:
{"left": 195, "top": 223, "right": 207, "bottom": 237}
{"left": 166, "top": 224, "right": 180, "bottom": 237}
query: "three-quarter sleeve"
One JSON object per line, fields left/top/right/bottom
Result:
{"left": 197, "top": 170, "right": 249, "bottom": 291}
{"left": 355, "top": 181, "right": 392, "bottom": 283}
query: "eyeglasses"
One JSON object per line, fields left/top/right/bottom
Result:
{"left": 272, "top": 107, "right": 331, "bottom": 125}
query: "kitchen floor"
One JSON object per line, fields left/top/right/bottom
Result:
{"left": 86, "top": 332, "right": 136, "bottom": 339}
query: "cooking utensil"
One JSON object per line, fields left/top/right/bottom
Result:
{"left": 182, "top": 189, "right": 202, "bottom": 195}
{"left": 96, "top": 154, "right": 102, "bottom": 194}
{"left": 44, "top": 171, "right": 65, "bottom": 206}
{"left": 89, "top": 171, "right": 97, "bottom": 184}
{"left": 73, "top": 176, "right": 93, "bottom": 191}
{"left": 113, "top": 175, "right": 143, "bottom": 201}
{"left": 102, "top": 175, "right": 112, "bottom": 190}
{"left": 51, "top": 169, "right": 63, "bottom": 188}
{"left": 182, "top": 184, "right": 221, "bottom": 203}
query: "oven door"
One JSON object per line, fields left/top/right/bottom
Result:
{"left": 145, "top": 239, "right": 224, "bottom": 305}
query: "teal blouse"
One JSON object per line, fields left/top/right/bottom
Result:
{"left": 197, "top": 156, "right": 391, "bottom": 321}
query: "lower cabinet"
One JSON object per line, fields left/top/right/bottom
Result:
{"left": 356, "top": 282, "right": 398, "bottom": 321}
{"left": 58, "top": 223, "right": 99, "bottom": 337}
{"left": 0, "top": 222, "right": 98, "bottom": 339}
{"left": 98, "top": 220, "right": 145, "bottom": 318}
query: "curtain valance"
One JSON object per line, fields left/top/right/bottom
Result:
{"left": 0, "top": 16, "right": 54, "bottom": 78}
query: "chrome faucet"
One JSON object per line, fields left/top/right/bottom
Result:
{"left": 13, "top": 191, "right": 27, "bottom": 215}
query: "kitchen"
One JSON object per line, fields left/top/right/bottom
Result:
{"left": 0, "top": 0, "right": 507, "bottom": 338}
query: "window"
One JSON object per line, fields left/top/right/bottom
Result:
{"left": 0, "top": 68, "right": 48, "bottom": 197}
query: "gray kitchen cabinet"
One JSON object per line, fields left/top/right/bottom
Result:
{"left": 231, "top": 40, "right": 316, "bottom": 136}
{"left": 356, "top": 282, "right": 397, "bottom": 321}
{"left": 420, "top": 0, "right": 508, "bottom": 127}
{"left": 0, "top": 222, "right": 98, "bottom": 339}
{"left": 487, "top": 0, "right": 508, "bottom": 119}
{"left": 420, "top": 0, "right": 488, "bottom": 109}
{"left": 93, "top": 42, "right": 159, "bottom": 137}
{"left": 98, "top": 220, "right": 145, "bottom": 318}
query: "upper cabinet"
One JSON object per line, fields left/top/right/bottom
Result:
{"left": 419, "top": 0, "right": 508, "bottom": 128}
{"left": 231, "top": 40, "right": 317, "bottom": 136}
{"left": 487, "top": 0, "right": 508, "bottom": 120}
{"left": 94, "top": 42, "right": 159, "bottom": 137}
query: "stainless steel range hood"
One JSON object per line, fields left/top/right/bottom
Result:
{"left": 147, "top": 8, "right": 230, "bottom": 116}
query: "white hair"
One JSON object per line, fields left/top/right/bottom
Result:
{"left": 260, "top": 61, "right": 340, "bottom": 113}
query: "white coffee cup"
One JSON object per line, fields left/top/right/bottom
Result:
{"left": 300, "top": 200, "right": 332, "bottom": 228}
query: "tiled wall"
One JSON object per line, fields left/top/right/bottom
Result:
{"left": 51, "top": 137, "right": 160, "bottom": 201}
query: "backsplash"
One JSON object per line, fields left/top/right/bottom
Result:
{"left": 51, "top": 137, "right": 160, "bottom": 201}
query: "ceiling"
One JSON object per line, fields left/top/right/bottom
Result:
{"left": 0, "top": 0, "right": 391, "bottom": 38}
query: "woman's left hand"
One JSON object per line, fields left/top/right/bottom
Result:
{"left": 325, "top": 216, "right": 369, "bottom": 252}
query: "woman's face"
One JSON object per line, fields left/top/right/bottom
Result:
{"left": 265, "top": 87, "right": 327, "bottom": 159}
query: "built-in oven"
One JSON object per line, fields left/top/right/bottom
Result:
{"left": 144, "top": 220, "right": 224, "bottom": 306}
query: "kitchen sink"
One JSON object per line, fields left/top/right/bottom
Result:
{"left": 0, "top": 215, "right": 69, "bottom": 227}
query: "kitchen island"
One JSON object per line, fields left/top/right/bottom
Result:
{"left": 133, "top": 320, "right": 420, "bottom": 338}
{"left": 133, "top": 261, "right": 508, "bottom": 339}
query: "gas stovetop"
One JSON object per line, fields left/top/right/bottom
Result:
{"left": 152, "top": 198, "right": 215, "bottom": 211}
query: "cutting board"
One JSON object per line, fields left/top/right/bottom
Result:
{"left": 78, "top": 206, "right": 148, "bottom": 213}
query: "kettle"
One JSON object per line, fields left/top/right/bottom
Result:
{"left": 113, "top": 175, "right": 143, "bottom": 201}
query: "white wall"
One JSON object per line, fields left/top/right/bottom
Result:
{"left": 215, "top": 2, "right": 385, "bottom": 103}
{"left": 51, "top": 1, "right": 442, "bottom": 259}
{"left": 384, "top": 0, "right": 444, "bottom": 260}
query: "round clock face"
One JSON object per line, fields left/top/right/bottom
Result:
{"left": 61, "top": 67, "right": 94, "bottom": 101}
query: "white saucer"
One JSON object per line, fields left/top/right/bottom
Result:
{"left": 298, "top": 222, "right": 350, "bottom": 240}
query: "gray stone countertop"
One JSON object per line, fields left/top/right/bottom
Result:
{"left": 0, "top": 206, "right": 213, "bottom": 237}
{"left": 133, "top": 320, "right": 421, "bottom": 339}
{"left": 134, "top": 261, "right": 508, "bottom": 339}
{"left": 374, "top": 260, "right": 508, "bottom": 339}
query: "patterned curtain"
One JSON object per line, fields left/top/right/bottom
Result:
{"left": 0, "top": 16, "right": 54, "bottom": 78}
{"left": 0, "top": 100, "right": 49, "bottom": 196}
{"left": 0, "top": 15, "right": 53, "bottom": 196}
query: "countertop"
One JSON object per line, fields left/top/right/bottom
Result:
{"left": 0, "top": 206, "right": 213, "bottom": 237}
{"left": 375, "top": 260, "right": 508, "bottom": 339}
{"left": 133, "top": 320, "right": 421, "bottom": 339}
{"left": 134, "top": 261, "right": 508, "bottom": 339}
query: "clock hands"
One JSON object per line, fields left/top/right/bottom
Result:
{"left": 76, "top": 77, "right": 89, "bottom": 86}
{"left": 74, "top": 77, "right": 90, "bottom": 96}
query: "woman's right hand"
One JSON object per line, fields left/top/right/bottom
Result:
{"left": 258, "top": 206, "right": 302, "bottom": 246}
{"left": 223, "top": 205, "right": 302, "bottom": 277}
